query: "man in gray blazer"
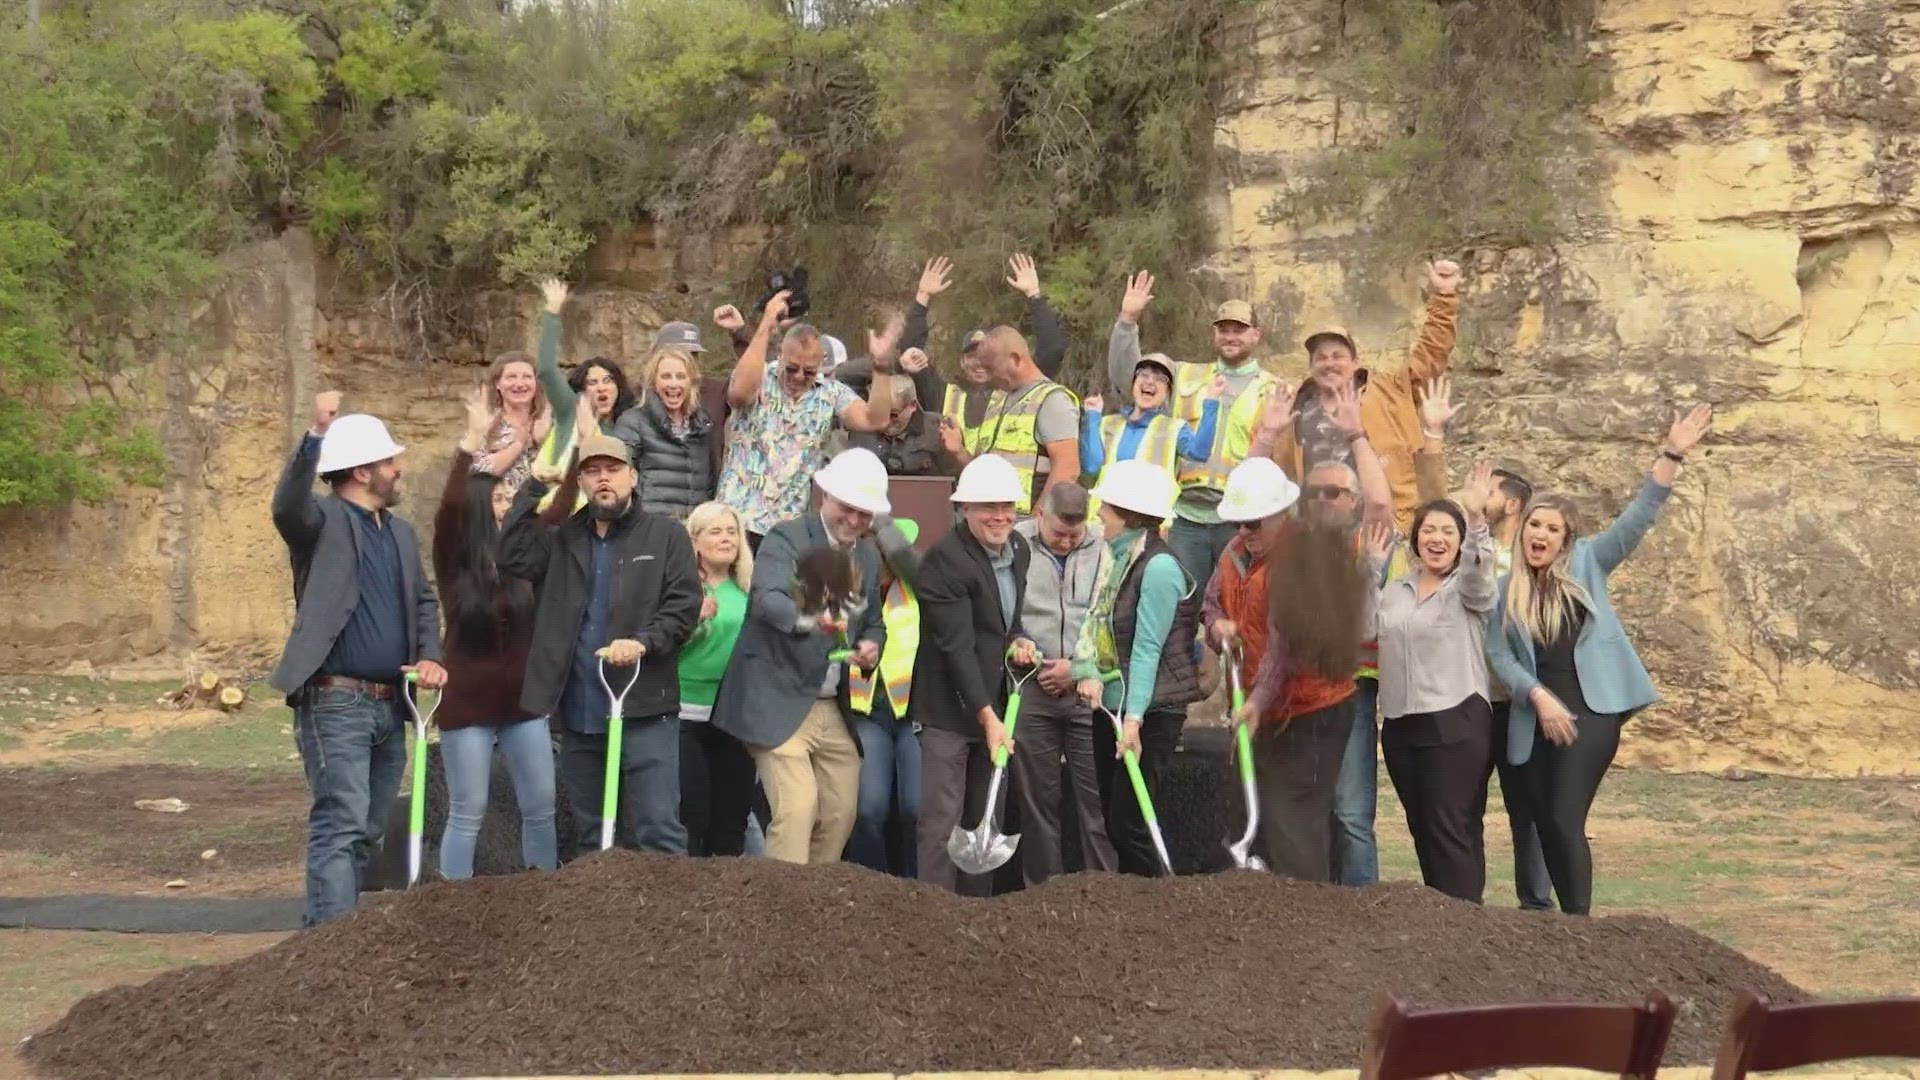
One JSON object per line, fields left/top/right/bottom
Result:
{"left": 711, "top": 448, "right": 891, "bottom": 865}
{"left": 270, "top": 391, "right": 446, "bottom": 926}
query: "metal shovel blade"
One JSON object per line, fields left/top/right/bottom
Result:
{"left": 1228, "top": 834, "right": 1268, "bottom": 872}
{"left": 946, "top": 762, "right": 1019, "bottom": 875}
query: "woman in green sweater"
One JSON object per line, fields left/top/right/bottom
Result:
{"left": 678, "top": 500, "right": 755, "bottom": 856}
{"left": 1074, "top": 458, "right": 1205, "bottom": 876}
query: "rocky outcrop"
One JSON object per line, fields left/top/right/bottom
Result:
{"left": 1213, "top": 0, "right": 1920, "bottom": 774}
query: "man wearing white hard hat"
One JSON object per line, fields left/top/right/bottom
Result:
{"left": 913, "top": 455, "right": 1039, "bottom": 893}
{"left": 269, "top": 392, "right": 446, "bottom": 926}
{"left": 1070, "top": 458, "right": 1202, "bottom": 877}
{"left": 1203, "top": 457, "right": 1302, "bottom": 695}
{"left": 710, "top": 447, "right": 892, "bottom": 864}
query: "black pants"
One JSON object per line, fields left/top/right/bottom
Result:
{"left": 1490, "top": 702, "right": 1554, "bottom": 910}
{"left": 1092, "top": 706, "right": 1183, "bottom": 877}
{"left": 1381, "top": 696, "right": 1496, "bottom": 903}
{"left": 1521, "top": 709, "right": 1623, "bottom": 915}
{"left": 680, "top": 720, "right": 756, "bottom": 857}
{"left": 1252, "top": 701, "right": 1351, "bottom": 881}
{"left": 1012, "top": 685, "right": 1116, "bottom": 885}
{"left": 746, "top": 531, "right": 764, "bottom": 556}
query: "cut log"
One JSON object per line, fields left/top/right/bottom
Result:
{"left": 216, "top": 685, "right": 246, "bottom": 712}
{"left": 195, "top": 671, "right": 223, "bottom": 695}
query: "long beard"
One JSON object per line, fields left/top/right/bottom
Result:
{"left": 1268, "top": 523, "right": 1368, "bottom": 678}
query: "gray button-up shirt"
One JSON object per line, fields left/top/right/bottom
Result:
{"left": 1372, "top": 523, "right": 1499, "bottom": 719}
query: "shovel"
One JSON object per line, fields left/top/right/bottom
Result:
{"left": 400, "top": 672, "right": 442, "bottom": 887}
{"left": 1098, "top": 672, "right": 1175, "bottom": 877}
{"left": 1223, "top": 642, "right": 1267, "bottom": 871}
{"left": 594, "top": 652, "right": 644, "bottom": 852}
{"left": 945, "top": 652, "right": 1038, "bottom": 876}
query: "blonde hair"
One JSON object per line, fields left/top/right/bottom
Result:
{"left": 1503, "top": 493, "right": 1593, "bottom": 645}
{"left": 686, "top": 501, "right": 752, "bottom": 590}
{"left": 639, "top": 348, "right": 702, "bottom": 411}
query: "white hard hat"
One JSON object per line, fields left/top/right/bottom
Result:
{"left": 951, "top": 455, "right": 1025, "bottom": 504}
{"left": 1089, "top": 458, "right": 1176, "bottom": 520}
{"left": 1218, "top": 457, "right": 1300, "bottom": 522}
{"left": 816, "top": 447, "right": 891, "bottom": 514}
{"left": 317, "top": 414, "right": 406, "bottom": 474}
{"left": 821, "top": 334, "right": 848, "bottom": 373}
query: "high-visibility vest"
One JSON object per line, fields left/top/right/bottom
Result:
{"left": 942, "top": 384, "right": 1002, "bottom": 455}
{"left": 848, "top": 580, "right": 919, "bottom": 717}
{"left": 1169, "top": 361, "right": 1275, "bottom": 491}
{"left": 533, "top": 424, "right": 587, "bottom": 513}
{"left": 982, "top": 380, "right": 1079, "bottom": 515}
{"left": 1088, "top": 412, "right": 1181, "bottom": 517}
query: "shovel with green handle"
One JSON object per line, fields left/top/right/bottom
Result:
{"left": 401, "top": 671, "right": 441, "bottom": 887}
{"left": 594, "top": 651, "right": 644, "bottom": 852}
{"left": 1223, "top": 641, "right": 1268, "bottom": 871}
{"left": 945, "top": 648, "right": 1039, "bottom": 876}
{"left": 1097, "top": 671, "right": 1175, "bottom": 876}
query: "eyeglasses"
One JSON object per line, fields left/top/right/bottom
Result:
{"left": 1306, "top": 484, "right": 1354, "bottom": 501}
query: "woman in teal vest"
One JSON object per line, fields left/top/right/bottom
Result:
{"left": 1079, "top": 354, "right": 1222, "bottom": 490}
{"left": 843, "top": 518, "right": 922, "bottom": 877}
{"left": 1073, "top": 459, "right": 1204, "bottom": 876}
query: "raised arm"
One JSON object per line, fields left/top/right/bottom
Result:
{"left": 1401, "top": 260, "right": 1461, "bottom": 384}
{"left": 1109, "top": 271, "right": 1153, "bottom": 393}
{"left": 726, "top": 292, "right": 788, "bottom": 409}
{"left": 899, "top": 346, "right": 948, "bottom": 417}
{"left": 904, "top": 256, "right": 949, "bottom": 356}
{"left": 1414, "top": 374, "right": 1460, "bottom": 504}
{"left": 1079, "top": 396, "right": 1107, "bottom": 479}
{"left": 1329, "top": 382, "right": 1391, "bottom": 521}
{"left": 1590, "top": 404, "right": 1712, "bottom": 573}
{"left": 496, "top": 471, "right": 559, "bottom": 585}
{"left": 272, "top": 392, "right": 338, "bottom": 551}
{"left": 1456, "top": 464, "right": 1499, "bottom": 613}
{"left": 1240, "top": 378, "right": 1298, "bottom": 464}
{"left": 838, "top": 315, "right": 903, "bottom": 433}
{"left": 1177, "top": 383, "right": 1224, "bottom": 461}
{"left": 535, "top": 279, "right": 577, "bottom": 442}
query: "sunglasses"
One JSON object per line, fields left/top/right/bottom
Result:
{"left": 1234, "top": 520, "right": 1261, "bottom": 533}
{"left": 1306, "top": 484, "right": 1354, "bottom": 501}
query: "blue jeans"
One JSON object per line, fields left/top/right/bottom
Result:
{"left": 438, "top": 718, "right": 559, "bottom": 880}
{"left": 848, "top": 713, "right": 921, "bottom": 877}
{"left": 293, "top": 685, "right": 408, "bottom": 926}
{"left": 1331, "top": 678, "right": 1380, "bottom": 886}
{"left": 1166, "top": 517, "right": 1236, "bottom": 597}
{"left": 558, "top": 715, "right": 687, "bottom": 857}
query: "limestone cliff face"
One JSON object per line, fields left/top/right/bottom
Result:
{"left": 1213, "top": 0, "right": 1920, "bottom": 774}
{"left": 1, "top": 0, "right": 1914, "bottom": 775}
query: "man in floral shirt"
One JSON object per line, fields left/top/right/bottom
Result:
{"left": 719, "top": 290, "right": 904, "bottom": 549}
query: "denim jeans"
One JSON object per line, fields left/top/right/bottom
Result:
{"left": 557, "top": 714, "right": 687, "bottom": 857}
{"left": 438, "top": 718, "right": 559, "bottom": 880}
{"left": 1165, "top": 517, "right": 1236, "bottom": 597}
{"left": 1330, "top": 678, "right": 1380, "bottom": 886}
{"left": 848, "top": 713, "right": 921, "bottom": 877}
{"left": 292, "top": 685, "right": 408, "bottom": 926}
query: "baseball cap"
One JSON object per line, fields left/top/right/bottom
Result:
{"left": 1213, "top": 300, "right": 1257, "bottom": 327}
{"left": 652, "top": 321, "right": 705, "bottom": 354}
{"left": 576, "top": 435, "right": 631, "bottom": 467}
{"left": 959, "top": 328, "right": 988, "bottom": 354}
{"left": 1303, "top": 325, "right": 1357, "bottom": 355}
{"left": 1133, "top": 355, "right": 1175, "bottom": 384}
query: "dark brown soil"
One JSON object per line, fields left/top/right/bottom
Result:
{"left": 23, "top": 852, "right": 1803, "bottom": 1079}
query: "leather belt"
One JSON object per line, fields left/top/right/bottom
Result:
{"left": 306, "top": 675, "right": 398, "bottom": 700}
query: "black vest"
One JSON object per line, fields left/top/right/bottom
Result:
{"left": 1110, "top": 532, "right": 1203, "bottom": 711}
{"left": 624, "top": 397, "right": 714, "bottom": 519}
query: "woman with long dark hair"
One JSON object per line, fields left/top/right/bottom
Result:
{"left": 1369, "top": 463, "right": 1500, "bottom": 902}
{"left": 1487, "top": 405, "right": 1713, "bottom": 914}
{"left": 431, "top": 386, "right": 560, "bottom": 879}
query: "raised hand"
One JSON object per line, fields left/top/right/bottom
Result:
{"left": 899, "top": 347, "right": 930, "bottom": 374}
{"left": 938, "top": 416, "right": 964, "bottom": 455}
{"left": 1083, "top": 393, "right": 1105, "bottom": 414}
{"left": 916, "top": 256, "right": 954, "bottom": 305}
{"left": 759, "top": 290, "right": 791, "bottom": 329}
{"left": 1256, "top": 380, "right": 1296, "bottom": 436}
{"left": 529, "top": 456, "right": 566, "bottom": 486}
{"left": 1118, "top": 270, "right": 1155, "bottom": 323}
{"left": 1665, "top": 403, "right": 1714, "bottom": 455}
{"left": 1328, "top": 382, "right": 1365, "bottom": 438}
{"left": 714, "top": 304, "right": 746, "bottom": 332}
{"left": 1207, "top": 373, "right": 1228, "bottom": 399}
{"left": 1419, "top": 375, "right": 1462, "bottom": 439}
{"left": 1361, "top": 519, "right": 1395, "bottom": 567}
{"left": 574, "top": 395, "right": 599, "bottom": 441}
{"left": 868, "top": 312, "right": 907, "bottom": 370}
{"left": 311, "top": 391, "right": 343, "bottom": 437}
{"left": 1427, "top": 259, "right": 1461, "bottom": 297}
{"left": 461, "top": 386, "right": 495, "bottom": 449}
{"left": 540, "top": 278, "right": 569, "bottom": 315}
{"left": 1006, "top": 253, "right": 1041, "bottom": 299}
{"left": 1462, "top": 461, "right": 1496, "bottom": 525}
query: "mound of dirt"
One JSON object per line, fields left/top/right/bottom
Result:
{"left": 23, "top": 852, "right": 1802, "bottom": 1079}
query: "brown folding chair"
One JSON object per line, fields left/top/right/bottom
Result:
{"left": 1712, "top": 990, "right": 1920, "bottom": 1080}
{"left": 1362, "top": 991, "right": 1677, "bottom": 1080}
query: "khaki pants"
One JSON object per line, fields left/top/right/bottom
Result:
{"left": 751, "top": 700, "right": 863, "bottom": 864}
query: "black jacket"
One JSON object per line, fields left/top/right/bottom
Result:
{"left": 848, "top": 411, "right": 954, "bottom": 478}
{"left": 911, "top": 524, "right": 1031, "bottom": 739}
{"left": 496, "top": 480, "right": 701, "bottom": 721}
{"left": 610, "top": 397, "right": 715, "bottom": 519}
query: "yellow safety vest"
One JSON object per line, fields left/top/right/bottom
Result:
{"left": 1088, "top": 412, "right": 1181, "bottom": 517}
{"left": 942, "top": 384, "right": 1002, "bottom": 456}
{"left": 1168, "top": 361, "right": 1275, "bottom": 491}
{"left": 533, "top": 425, "right": 587, "bottom": 513}
{"left": 982, "top": 380, "right": 1079, "bottom": 515}
{"left": 847, "top": 581, "right": 919, "bottom": 717}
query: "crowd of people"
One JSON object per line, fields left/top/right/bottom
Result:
{"left": 267, "top": 253, "right": 1713, "bottom": 927}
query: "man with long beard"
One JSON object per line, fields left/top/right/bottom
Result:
{"left": 500, "top": 435, "right": 702, "bottom": 857}
{"left": 1233, "top": 384, "right": 1393, "bottom": 880}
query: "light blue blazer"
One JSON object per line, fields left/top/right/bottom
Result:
{"left": 1486, "top": 477, "right": 1671, "bottom": 766}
